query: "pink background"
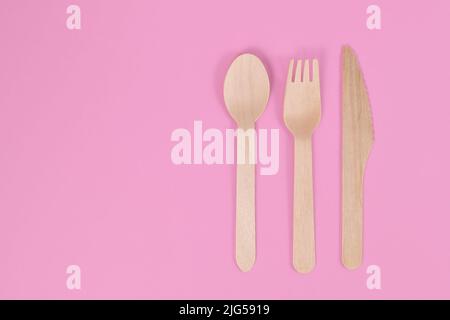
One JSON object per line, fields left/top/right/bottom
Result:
{"left": 0, "top": 0, "right": 449, "bottom": 299}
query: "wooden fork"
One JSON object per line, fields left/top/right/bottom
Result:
{"left": 283, "top": 59, "right": 322, "bottom": 273}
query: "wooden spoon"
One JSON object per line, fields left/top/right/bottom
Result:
{"left": 223, "top": 53, "right": 270, "bottom": 271}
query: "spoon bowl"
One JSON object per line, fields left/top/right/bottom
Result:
{"left": 224, "top": 53, "right": 270, "bottom": 129}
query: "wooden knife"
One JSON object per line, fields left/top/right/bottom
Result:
{"left": 341, "top": 45, "right": 374, "bottom": 270}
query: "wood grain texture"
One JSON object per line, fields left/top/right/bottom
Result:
{"left": 284, "top": 59, "right": 321, "bottom": 273}
{"left": 341, "top": 46, "right": 374, "bottom": 270}
{"left": 223, "top": 53, "right": 270, "bottom": 272}
{"left": 293, "top": 138, "right": 315, "bottom": 273}
{"left": 235, "top": 130, "right": 256, "bottom": 271}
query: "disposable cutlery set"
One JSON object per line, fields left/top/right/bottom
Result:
{"left": 223, "top": 46, "right": 374, "bottom": 273}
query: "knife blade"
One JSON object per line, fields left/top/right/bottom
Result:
{"left": 341, "top": 45, "right": 374, "bottom": 270}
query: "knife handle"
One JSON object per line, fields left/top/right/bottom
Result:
{"left": 292, "top": 138, "right": 316, "bottom": 273}
{"left": 235, "top": 127, "right": 256, "bottom": 272}
{"left": 342, "top": 163, "right": 364, "bottom": 270}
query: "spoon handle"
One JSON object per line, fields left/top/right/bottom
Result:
{"left": 293, "top": 137, "right": 316, "bottom": 273}
{"left": 235, "top": 127, "right": 256, "bottom": 272}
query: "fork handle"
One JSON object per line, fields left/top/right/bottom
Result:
{"left": 293, "top": 138, "right": 316, "bottom": 273}
{"left": 235, "top": 127, "right": 256, "bottom": 272}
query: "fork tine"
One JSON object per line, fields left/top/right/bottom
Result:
{"left": 303, "top": 59, "right": 310, "bottom": 82}
{"left": 312, "top": 59, "right": 320, "bottom": 82}
{"left": 295, "top": 60, "right": 302, "bottom": 83}
{"left": 287, "top": 59, "right": 294, "bottom": 83}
